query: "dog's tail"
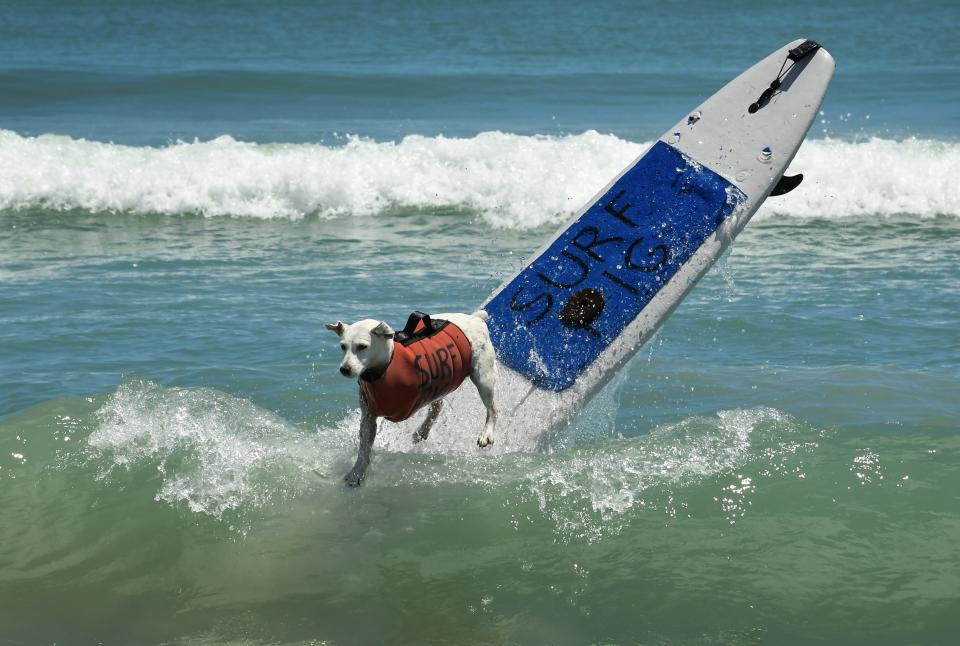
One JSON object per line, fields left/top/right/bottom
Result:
{"left": 471, "top": 309, "right": 490, "bottom": 322}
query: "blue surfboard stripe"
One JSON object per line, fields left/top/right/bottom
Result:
{"left": 485, "top": 141, "right": 746, "bottom": 391}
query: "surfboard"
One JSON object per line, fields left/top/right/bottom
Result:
{"left": 473, "top": 39, "right": 835, "bottom": 437}
{"left": 382, "top": 39, "right": 834, "bottom": 451}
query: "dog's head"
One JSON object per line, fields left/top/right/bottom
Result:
{"left": 326, "top": 319, "right": 395, "bottom": 379}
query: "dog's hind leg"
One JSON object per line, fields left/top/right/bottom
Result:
{"left": 471, "top": 347, "right": 498, "bottom": 448}
{"left": 413, "top": 400, "right": 443, "bottom": 443}
{"left": 345, "top": 404, "right": 377, "bottom": 487}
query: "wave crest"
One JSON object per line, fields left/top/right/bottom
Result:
{"left": 2, "top": 129, "right": 957, "bottom": 228}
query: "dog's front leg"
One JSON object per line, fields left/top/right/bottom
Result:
{"left": 345, "top": 403, "right": 377, "bottom": 487}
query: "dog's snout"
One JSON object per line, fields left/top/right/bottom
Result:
{"left": 339, "top": 365, "right": 351, "bottom": 377}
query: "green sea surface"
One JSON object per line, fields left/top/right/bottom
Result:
{"left": 2, "top": 0, "right": 959, "bottom": 643}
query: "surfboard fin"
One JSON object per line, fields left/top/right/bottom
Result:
{"left": 770, "top": 173, "right": 803, "bottom": 196}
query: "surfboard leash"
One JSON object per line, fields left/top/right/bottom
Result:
{"left": 749, "top": 40, "right": 821, "bottom": 114}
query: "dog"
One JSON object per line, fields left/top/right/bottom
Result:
{"left": 327, "top": 310, "right": 497, "bottom": 487}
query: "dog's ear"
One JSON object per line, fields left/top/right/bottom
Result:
{"left": 372, "top": 321, "right": 395, "bottom": 339}
{"left": 325, "top": 321, "right": 345, "bottom": 336}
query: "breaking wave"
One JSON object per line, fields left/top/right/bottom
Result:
{"left": 2, "top": 128, "right": 957, "bottom": 228}
{"left": 75, "top": 378, "right": 816, "bottom": 543}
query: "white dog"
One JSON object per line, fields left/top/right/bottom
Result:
{"left": 327, "top": 310, "right": 497, "bottom": 486}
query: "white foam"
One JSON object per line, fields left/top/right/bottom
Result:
{"left": 766, "top": 137, "right": 960, "bottom": 220}
{"left": 86, "top": 378, "right": 356, "bottom": 517}
{"left": 518, "top": 407, "right": 780, "bottom": 542}
{"left": 2, "top": 129, "right": 957, "bottom": 228}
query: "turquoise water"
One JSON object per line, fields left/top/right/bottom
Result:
{"left": 2, "top": 1, "right": 959, "bottom": 644}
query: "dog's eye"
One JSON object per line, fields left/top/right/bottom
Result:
{"left": 356, "top": 343, "right": 368, "bottom": 351}
{"left": 340, "top": 343, "right": 347, "bottom": 351}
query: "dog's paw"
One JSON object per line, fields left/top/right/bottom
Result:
{"left": 477, "top": 435, "right": 495, "bottom": 448}
{"left": 412, "top": 430, "right": 424, "bottom": 444}
{"left": 343, "top": 468, "right": 366, "bottom": 487}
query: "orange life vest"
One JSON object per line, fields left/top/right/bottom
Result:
{"left": 359, "top": 313, "right": 473, "bottom": 422}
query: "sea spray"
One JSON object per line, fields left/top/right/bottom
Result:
{"left": 86, "top": 378, "right": 345, "bottom": 517}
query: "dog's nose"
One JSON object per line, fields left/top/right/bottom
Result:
{"left": 339, "top": 366, "right": 351, "bottom": 377}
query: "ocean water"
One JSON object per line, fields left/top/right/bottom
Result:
{"left": 1, "top": 1, "right": 959, "bottom": 644}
